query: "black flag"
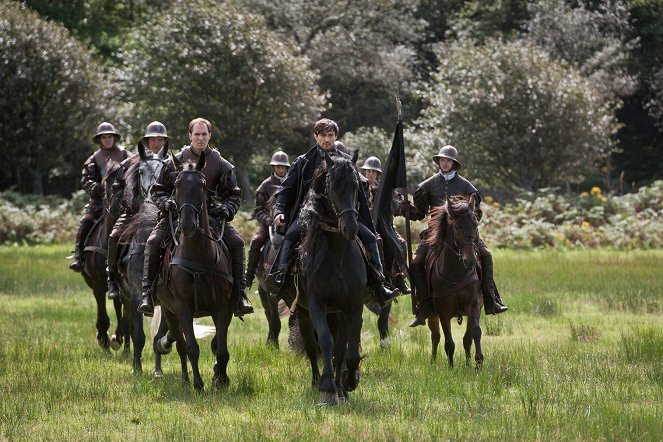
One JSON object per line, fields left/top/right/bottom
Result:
{"left": 371, "top": 116, "right": 408, "bottom": 274}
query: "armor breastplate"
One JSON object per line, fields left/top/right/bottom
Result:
{"left": 178, "top": 146, "right": 233, "bottom": 192}
{"left": 93, "top": 146, "right": 127, "bottom": 177}
{"left": 420, "top": 173, "right": 478, "bottom": 206}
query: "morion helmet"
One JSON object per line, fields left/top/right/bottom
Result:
{"left": 92, "top": 122, "right": 121, "bottom": 145}
{"left": 269, "top": 151, "right": 290, "bottom": 167}
{"left": 433, "top": 145, "right": 461, "bottom": 169}
{"left": 360, "top": 156, "right": 382, "bottom": 173}
{"left": 143, "top": 121, "right": 168, "bottom": 139}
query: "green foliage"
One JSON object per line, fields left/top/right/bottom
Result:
{"left": 480, "top": 181, "right": 663, "bottom": 249}
{"left": 416, "top": 38, "right": 617, "bottom": 190}
{"left": 0, "top": 1, "right": 117, "bottom": 194}
{"left": 115, "top": 0, "right": 323, "bottom": 183}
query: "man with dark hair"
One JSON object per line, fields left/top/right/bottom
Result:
{"left": 400, "top": 145, "right": 508, "bottom": 327}
{"left": 69, "top": 122, "right": 130, "bottom": 272}
{"left": 244, "top": 150, "right": 290, "bottom": 290}
{"left": 270, "top": 118, "right": 399, "bottom": 305}
{"left": 137, "top": 117, "right": 254, "bottom": 318}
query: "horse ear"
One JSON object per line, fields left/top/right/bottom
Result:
{"left": 137, "top": 140, "right": 147, "bottom": 160}
{"left": 173, "top": 154, "right": 183, "bottom": 170}
{"left": 196, "top": 151, "right": 206, "bottom": 171}
{"left": 325, "top": 153, "right": 333, "bottom": 169}
{"left": 158, "top": 143, "right": 168, "bottom": 160}
{"left": 351, "top": 149, "right": 358, "bottom": 165}
{"left": 469, "top": 193, "right": 477, "bottom": 212}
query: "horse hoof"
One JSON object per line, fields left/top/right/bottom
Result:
{"left": 110, "top": 334, "right": 122, "bottom": 351}
{"left": 319, "top": 391, "right": 339, "bottom": 405}
{"left": 96, "top": 332, "right": 111, "bottom": 350}
{"left": 379, "top": 337, "right": 390, "bottom": 348}
{"left": 213, "top": 376, "right": 230, "bottom": 389}
{"left": 153, "top": 369, "right": 163, "bottom": 378}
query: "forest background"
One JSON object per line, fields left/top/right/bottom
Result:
{"left": 0, "top": 0, "right": 662, "bottom": 248}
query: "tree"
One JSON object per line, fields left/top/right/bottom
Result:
{"left": 0, "top": 1, "right": 116, "bottom": 194}
{"left": 526, "top": 0, "right": 639, "bottom": 101}
{"left": 239, "top": 0, "right": 426, "bottom": 132}
{"left": 115, "top": 0, "right": 324, "bottom": 195}
{"left": 416, "top": 39, "right": 617, "bottom": 191}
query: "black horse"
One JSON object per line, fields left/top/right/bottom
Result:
{"left": 114, "top": 143, "right": 167, "bottom": 373}
{"left": 281, "top": 152, "right": 367, "bottom": 404}
{"left": 153, "top": 153, "right": 234, "bottom": 391}
{"left": 79, "top": 163, "right": 128, "bottom": 352}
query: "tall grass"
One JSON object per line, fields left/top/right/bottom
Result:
{"left": 1, "top": 246, "right": 662, "bottom": 440}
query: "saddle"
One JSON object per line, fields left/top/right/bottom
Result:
{"left": 83, "top": 216, "right": 107, "bottom": 258}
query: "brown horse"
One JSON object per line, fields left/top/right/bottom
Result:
{"left": 153, "top": 152, "right": 234, "bottom": 391}
{"left": 80, "top": 163, "right": 128, "bottom": 352}
{"left": 425, "top": 194, "right": 484, "bottom": 368}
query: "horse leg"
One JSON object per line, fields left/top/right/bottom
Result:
{"left": 441, "top": 318, "right": 455, "bottom": 368}
{"left": 176, "top": 308, "right": 203, "bottom": 392}
{"left": 342, "top": 307, "right": 363, "bottom": 395}
{"left": 131, "top": 301, "right": 146, "bottom": 374}
{"left": 94, "top": 287, "right": 111, "bottom": 351}
{"left": 428, "top": 315, "right": 441, "bottom": 363}
{"left": 259, "top": 285, "right": 280, "bottom": 348}
{"left": 161, "top": 308, "right": 188, "bottom": 385}
{"left": 463, "top": 318, "right": 473, "bottom": 367}
{"left": 152, "top": 311, "right": 170, "bottom": 378}
{"left": 471, "top": 306, "right": 484, "bottom": 369}
{"left": 211, "top": 311, "right": 232, "bottom": 388}
{"left": 109, "top": 298, "right": 124, "bottom": 351}
{"left": 377, "top": 303, "right": 391, "bottom": 348}
{"left": 308, "top": 299, "right": 338, "bottom": 405}
{"left": 296, "top": 311, "right": 320, "bottom": 386}
{"left": 331, "top": 316, "right": 348, "bottom": 400}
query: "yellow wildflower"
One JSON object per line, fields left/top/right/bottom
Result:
{"left": 484, "top": 195, "right": 494, "bottom": 203}
{"left": 601, "top": 196, "right": 608, "bottom": 202}
{"left": 581, "top": 221, "right": 590, "bottom": 228}
{"left": 580, "top": 192, "right": 589, "bottom": 198}
{"left": 492, "top": 202, "right": 500, "bottom": 208}
{"left": 591, "top": 186, "right": 601, "bottom": 195}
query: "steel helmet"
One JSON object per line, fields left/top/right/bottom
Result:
{"left": 360, "top": 156, "right": 382, "bottom": 173}
{"left": 269, "top": 151, "right": 290, "bottom": 167}
{"left": 92, "top": 122, "right": 121, "bottom": 144}
{"left": 433, "top": 145, "right": 462, "bottom": 169}
{"left": 143, "top": 121, "right": 168, "bottom": 139}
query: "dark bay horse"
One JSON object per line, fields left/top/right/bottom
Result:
{"left": 425, "top": 194, "right": 484, "bottom": 368}
{"left": 80, "top": 163, "right": 127, "bottom": 352}
{"left": 293, "top": 151, "right": 367, "bottom": 405}
{"left": 153, "top": 152, "right": 234, "bottom": 391}
{"left": 114, "top": 143, "right": 167, "bottom": 373}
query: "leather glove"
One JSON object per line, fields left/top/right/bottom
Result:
{"left": 90, "top": 182, "right": 104, "bottom": 197}
{"left": 218, "top": 206, "right": 230, "bottom": 219}
{"left": 265, "top": 217, "right": 274, "bottom": 226}
{"left": 164, "top": 199, "right": 176, "bottom": 212}
{"left": 399, "top": 199, "right": 412, "bottom": 214}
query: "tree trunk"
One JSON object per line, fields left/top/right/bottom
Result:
{"left": 31, "top": 168, "right": 44, "bottom": 195}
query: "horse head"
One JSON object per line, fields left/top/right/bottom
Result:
{"left": 324, "top": 151, "right": 360, "bottom": 241}
{"left": 173, "top": 152, "right": 207, "bottom": 237}
{"left": 446, "top": 194, "right": 479, "bottom": 270}
{"left": 138, "top": 141, "right": 167, "bottom": 202}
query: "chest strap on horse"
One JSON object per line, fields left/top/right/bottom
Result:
{"left": 169, "top": 258, "right": 233, "bottom": 285}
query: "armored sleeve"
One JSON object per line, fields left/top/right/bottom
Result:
{"left": 81, "top": 155, "right": 102, "bottom": 197}
{"left": 253, "top": 187, "right": 272, "bottom": 226}
{"left": 152, "top": 162, "right": 176, "bottom": 212}
{"left": 410, "top": 186, "right": 431, "bottom": 221}
{"left": 214, "top": 168, "right": 242, "bottom": 221}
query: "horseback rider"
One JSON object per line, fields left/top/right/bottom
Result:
{"left": 69, "top": 122, "right": 130, "bottom": 272}
{"left": 269, "top": 118, "right": 399, "bottom": 305}
{"left": 400, "top": 145, "right": 508, "bottom": 327}
{"left": 360, "top": 156, "right": 411, "bottom": 294}
{"left": 244, "top": 150, "right": 290, "bottom": 291}
{"left": 106, "top": 121, "right": 167, "bottom": 300}
{"left": 137, "top": 118, "right": 254, "bottom": 318}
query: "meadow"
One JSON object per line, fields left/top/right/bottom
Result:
{"left": 1, "top": 245, "right": 662, "bottom": 441}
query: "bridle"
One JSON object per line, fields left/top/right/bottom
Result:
{"left": 319, "top": 165, "right": 359, "bottom": 232}
{"left": 140, "top": 155, "right": 166, "bottom": 200}
{"left": 445, "top": 209, "right": 478, "bottom": 262}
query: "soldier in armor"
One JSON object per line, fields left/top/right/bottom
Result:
{"left": 106, "top": 122, "right": 168, "bottom": 300}
{"left": 244, "top": 151, "right": 290, "bottom": 290}
{"left": 69, "top": 122, "right": 130, "bottom": 272}
{"left": 400, "top": 145, "right": 508, "bottom": 327}
{"left": 270, "top": 118, "right": 399, "bottom": 305}
{"left": 137, "top": 118, "right": 254, "bottom": 318}
{"left": 360, "top": 156, "right": 411, "bottom": 294}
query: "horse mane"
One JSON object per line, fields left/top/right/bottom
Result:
{"left": 120, "top": 202, "right": 158, "bottom": 243}
{"left": 299, "top": 156, "right": 357, "bottom": 275}
{"left": 123, "top": 155, "right": 143, "bottom": 211}
{"left": 425, "top": 195, "right": 473, "bottom": 249}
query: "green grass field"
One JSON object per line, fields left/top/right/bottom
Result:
{"left": 1, "top": 245, "right": 662, "bottom": 441}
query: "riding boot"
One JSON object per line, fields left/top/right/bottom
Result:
{"left": 393, "top": 273, "right": 412, "bottom": 294}
{"left": 271, "top": 239, "right": 294, "bottom": 288}
{"left": 367, "top": 242, "right": 400, "bottom": 306}
{"left": 137, "top": 242, "right": 161, "bottom": 317}
{"left": 480, "top": 253, "right": 508, "bottom": 315}
{"left": 231, "top": 246, "right": 254, "bottom": 317}
{"left": 409, "top": 263, "right": 434, "bottom": 327}
{"left": 69, "top": 217, "right": 94, "bottom": 272}
{"left": 244, "top": 238, "right": 262, "bottom": 290}
{"left": 106, "top": 235, "right": 120, "bottom": 300}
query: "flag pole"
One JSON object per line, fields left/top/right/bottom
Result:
{"left": 395, "top": 97, "right": 417, "bottom": 314}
